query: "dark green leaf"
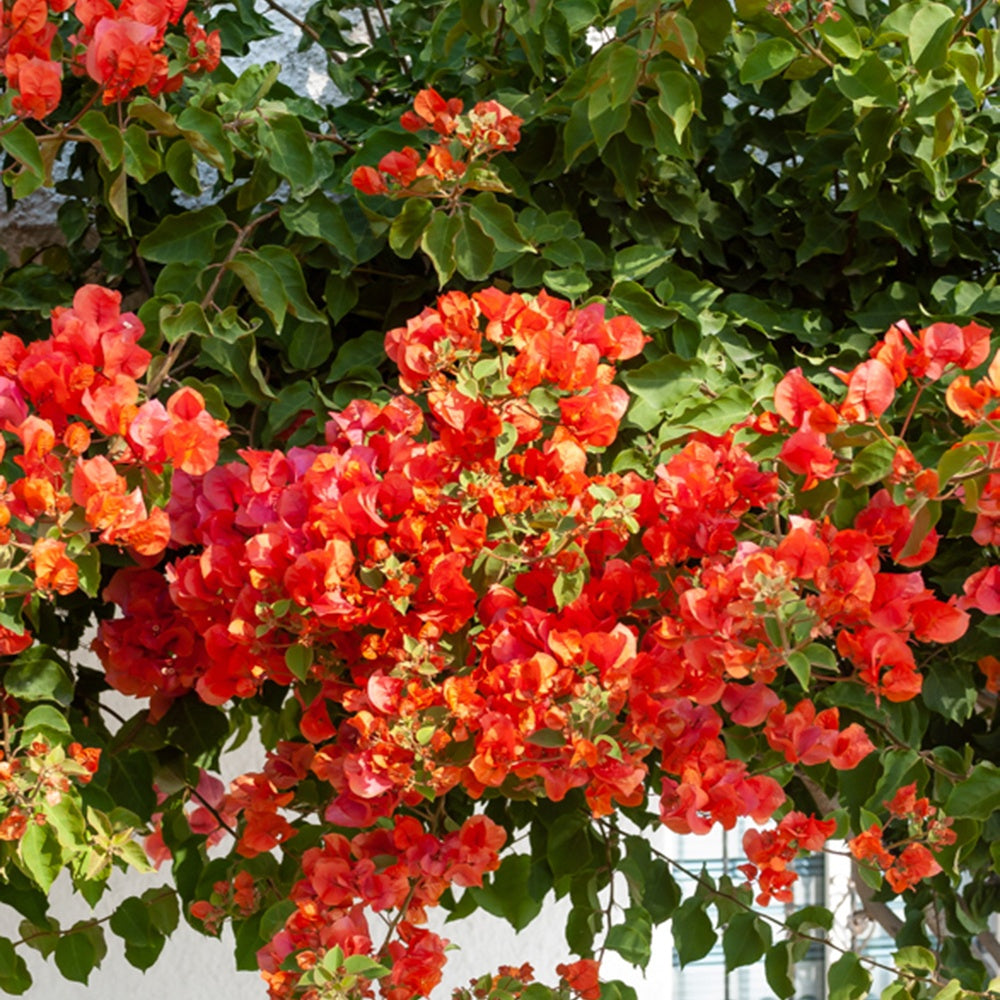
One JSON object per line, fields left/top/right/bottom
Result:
{"left": 4, "top": 654, "right": 73, "bottom": 705}
{"left": 138, "top": 207, "right": 228, "bottom": 267}
{"left": 389, "top": 198, "right": 434, "bottom": 259}
{"left": 470, "top": 855, "right": 547, "bottom": 931}
{"left": 606, "top": 909, "right": 652, "bottom": 968}
{"left": 177, "top": 106, "right": 235, "bottom": 179}
{"left": 257, "top": 116, "right": 315, "bottom": 194}
{"left": 0, "top": 938, "right": 31, "bottom": 995}
{"left": 672, "top": 898, "right": 716, "bottom": 966}
{"left": 455, "top": 212, "right": 495, "bottom": 280}
{"left": 469, "top": 193, "right": 534, "bottom": 253}
{"left": 946, "top": 763, "right": 1000, "bottom": 820}
{"left": 53, "top": 931, "right": 96, "bottom": 984}
{"left": 420, "top": 211, "right": 460, "bottom": 286}
{"left": 723, "top": 913, "right": 769, "bottom": 971}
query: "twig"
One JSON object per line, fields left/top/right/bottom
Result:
{"left": 188, "top": 784, "right": 239, "bottom": 840}
{"left": 953, "top": 0, "right": 992, "bottom": 42}
{"left": 373, "top": 0, "right": 409, "bottom": 74}
{"left": 145, "top": 208, "right": 280, "bottom": 397}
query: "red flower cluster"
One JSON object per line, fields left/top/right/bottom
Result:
{"left": 0, "top": 284, "right": 227, "bottom": 647}
{"left": 848, "top": 783, "right": 955, "bottom": 892}
{"left": 740, "top": 811, "right": 837, "bottom": 905}
{"left": 254, "top": 813, "right": 505, "bottom": 1000}
{"left": 1, "top": 0, "right": 219, "bottom": 115}
{"left": 0, "top": 735, "right": 101, "bottom": 843}
{"left": 12, "top": 278, "right": 994, "bottom": 994}
{"left": 351, "top": 88, "right": 523, "bottom": 197}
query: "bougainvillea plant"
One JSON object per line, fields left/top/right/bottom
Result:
{"left": 6, "top": 0, "right": 1000, "bottom": 998}
{"left": 0, "top": 270, "right": 999, "bottom": 999}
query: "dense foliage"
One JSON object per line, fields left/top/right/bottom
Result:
{"left": 5, "top": 0, "right": 1000, "bottom": 998}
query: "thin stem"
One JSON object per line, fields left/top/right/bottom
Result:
{"left": 146, "top": 208, "right": 280, "bottom": 397}
{"left": 188, "top": 784, "right": 239, "bottom": 840}
{"left": 13, "top": 888, "right": 175, "bottom": 948}
{"left": 898, "top": 382, "right": 926, "bottom": 440}
{"left": 774, "top": 11, "right": 835, "bottom": 67}
{"left": 643, "top": 836, "right": 960, "bottom": 992}
{"left": 953, "top": 0, "right": 992, "bottom": 41}
{"left": 377, "top": 880, "right": 419, "bottom": 955}
{"left": 492, "top": 4, "right": 507, "bottom": 58}
{"left": 373, "top": 0, "right": 409, "bottom": 74}
{"left": 257, "top": 0, "right": 377, "bottom": 96}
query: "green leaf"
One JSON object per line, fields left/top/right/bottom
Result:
{"left": 946, "top": 763, "right": 1000, "bottom": 820}
{"left": 723, "top": 912, "right": 769, "bottom": 970}
{"left": 285, "top": 644, "right": 314, "bottom": 681}
{"left": 4, "top": 654, "right": 73, "bottom": 705}
{"left": 893, "top": 945, "right": 936, "bottom": 972}
{"left": 420, "top": 211, "right": 460, "bottom": 286}
{"left": 280, "top": 194, "right": 357, "bottom": 263}
{"left": 142, "top": 887, "right": 179, "bottom": 936}
{"left": 256, "top": 245, "right": 325, "bottom": 323}
{"left": 610, "top": 281, "right": 677, "bottom": 329}
{"left": 227, "top": 250, "right": 288, "bottom": 332}
{"left": 553, "top": 567, "right": 586, "bottom": 608}
{"left": 342, "top": 954, "right": 391, "bottom": 977}
{"left": 765, "top": 943, "right": 795, "bottom": 999}
{"left": 19, "top": 919, "right": 58, "bottom": 959}
{"left": 20, "top": 822, "right": 62, "bottom": 894}
{"left": 908, "top": 2, "right": 956, "bottom": 74}
{"left": 657, "top": 69, "right": 699, "bottom": 142}
{"left": 260, "top": 899, "right": 296, "bottom": 942}
{"left": 455, "top": 211, "right": 496, "bottom": 280}
{"left": 606, "top": 909, "right": 652, "bottom": 968}
{"left": 817, "top": 10, "right": 862, "bottom": 58}
{"left": 160, "top": 301, "right": 212, "bottom": 345}
{"left": 687, "top": 0, "right": 732, "bottom": 54}
{"left": 159, "top": 697, "right": 230, "bottom": 768}
{"left": 105, "top": 168, "right": 130, "bottom": 232}
{"left": 20, "top": 705, "right": 71, "bottom": 741}
{"left": 163, "top": 140, "right": 201, "bottom": 196}
{"left": 543, "top": 267, "right": 591, "bottom": 298}
{"left": 547, "top": 812, "right": 591, "bottom": 880}
{"left": 827, "top": 951, "right": 872, "bottom": 1000}
{"left": 257, "top": 115, "right": 316, "bottom": 195}
{"left": 923, "top": 665, "right": 976, "bottom": 724}
{"left": 177, "top": 106, "right": 235, "bottom": 179}
{"left": 470, "top": 855, "right": 547, "bottom": 931}
{"left": 110, "top": 897, "right": 155, "bottom": 948}
{"left": 138, "top": 206, "right": 228, "bottom": 267}
{"left": 469, "top": 192, "right": 534, "bottom": 253}
{"left": 1, "top": 123, "right": 44, "bottom": 178}
{"left": 54, "top": 927, "right": 98, "bottom": 984}
{"left": 672, "top": 898, "right": 716, "bottom": 966}
{"left": 833, "top": 53, "right": 899, "bottom": 108}
{"left": 786, "top": 651, "right": 811, "bottom": 691}
{"left": 328, "top": 329, "right": 385, "bottom": 382}
{"left": 287, "top": 322, "right": 333, "bottom": 370}
{"left": 122, "top": 124, "right": 162, "bottom": 183}
{"left": 739, "top": 38, "right": 797, "bottom": 84}
{"left": 77, "top": 111, "right": 125, "bottom": 171}
{"left": 623, "top": 355, "right": 708, "bottom": 414}
{"left": 389, "top": 198, "right": 434, "bottom": 259}
{"left": 0, "top": 938, "right": 31, "bottom": 995}
{"left": 846, "top": 438, "right": 897, "bottom": 487}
